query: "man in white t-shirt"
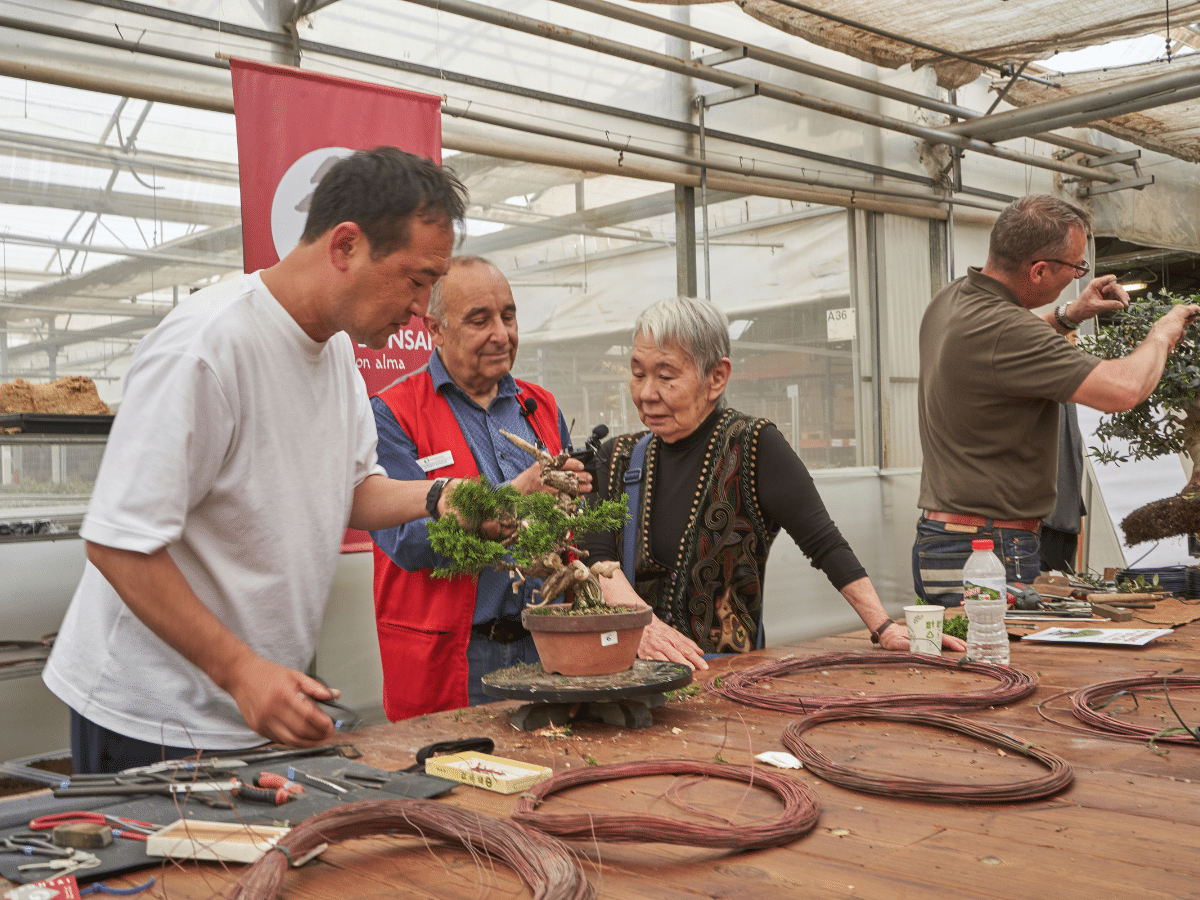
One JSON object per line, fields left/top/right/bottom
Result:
{"left": 43, "top": 147, "right": 468, "bottom": 773}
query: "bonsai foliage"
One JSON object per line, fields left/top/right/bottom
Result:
{"left": 1078, "top": 291, "right": 1200, "bottom": 543}
{"left": 1078, "top": 291, "right": 1200, "bottom": 466}
{"left": 426, "top": 431, "right": 630, "bottom": 610}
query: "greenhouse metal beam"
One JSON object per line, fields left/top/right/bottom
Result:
{"left": 0, "top": 177, "right": 238, "bottom": 227}
{"left": 4, "top": 315, "right": 164, "bottom": 360}
{"left": 548, "top": 0, "right": 1111, "bottom": 160}
{"left": 941, "top": 64, "right": 1200, "bottom": 144}
{"left": 0, "top": 129, "right": 239, "bottom": 183}
{"left": 399, "top": 0, "right": 1119, "bottom": 185}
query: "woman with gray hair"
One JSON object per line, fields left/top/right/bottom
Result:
{"left": 578, "top": 295, "right": 965, "bottom": 666}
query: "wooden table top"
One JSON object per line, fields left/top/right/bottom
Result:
{"left": 9, "top": 624, "right": 1200, "bottom": 899}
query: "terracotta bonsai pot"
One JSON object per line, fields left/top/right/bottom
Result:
{"left": 521, "top": 606, "right": 653, "bottom": 676}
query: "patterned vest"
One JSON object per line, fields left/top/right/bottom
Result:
{"left": 606, "top": 409, "right": 780, "bottom": 653}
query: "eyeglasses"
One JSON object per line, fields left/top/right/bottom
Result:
{"left": 1035, "top": 258, "right": 1090, "bottom": 278}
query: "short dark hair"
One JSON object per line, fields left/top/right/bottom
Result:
{"left": 300, "top": 146, "right": 467, "bottom": 258}
{"left": 988, "top": 195, "right": 1092, "bottom": 272}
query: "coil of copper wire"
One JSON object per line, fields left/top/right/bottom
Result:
{"left": 782, "top": 707, "right": 1074, "bottom": 802}
{"left": 708, "top": 651, "right": 1037, "bottom": 714}
{"left": 512, "top": 758, "right": 820, "bottom": 850}
{"left": 1069, "top": 674, "right": 1200, "bottom": 743}
{"left": 227, "top": 798, "right": 593, "bottom": 900}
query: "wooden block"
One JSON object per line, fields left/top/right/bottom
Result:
{"left": 52, "top": 822, "right": 113, "bottom": 849}
{"left": 1090, "top": 602, "right": 1134, "bottom": 622}
{"left": 145, "top": 820, "right": 290, "bottom": 864}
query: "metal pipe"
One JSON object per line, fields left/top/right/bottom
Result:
{"left": 976, "top": 82, "right": 1200, "bottom": 144}
{"left": 0, "top": 232, "right": 235, "bottom": 268}
{"left": 401, "top": 0, "right": 1119, "bottom": 184}
{"left": 943, "top": 63, "right": 1200, "bottom": 140}
{"left": 0, "top": 6, "right": 944, "bottom": 189}
{"left": 445, "top": 103, "right": 1006, "bottom": 212}
{"left": 547, "top": 0, "right": 1110, "bottom": 159}
{"left": 0, "top": 14, "right": 226, "bottom": 70}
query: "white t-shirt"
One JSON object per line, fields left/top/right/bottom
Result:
{"left": 43, "top": 272, "right": 384, "bottom": 748}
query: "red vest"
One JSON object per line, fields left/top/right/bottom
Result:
{"left": 372, "top": 370, "right": 562, "bottom": 721}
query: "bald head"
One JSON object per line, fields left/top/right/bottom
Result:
{"left": 428, "top": 256, "right": 504, "bottom": 326}
{"left": 425, "top": 257, "right": 519, "bottom": 405}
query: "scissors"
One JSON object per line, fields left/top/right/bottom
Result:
{"left": 29, "top": 811, "right": 160, "bottom": 841}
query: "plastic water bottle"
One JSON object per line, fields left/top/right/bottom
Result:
{"left": 962, "top": 538, "right": 1009, "bottom": 665}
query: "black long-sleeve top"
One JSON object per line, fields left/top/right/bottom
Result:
{"left": 577, "top": 407, "right": 868, "bottom": 590}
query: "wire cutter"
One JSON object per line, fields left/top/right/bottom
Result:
{"left": 29, "top": 811, "right": 160, "bottom": 841}
{"left": 1, "top": 832, "right": 74, "bottom": 859}
{"left": 17, "top": 849, "right": 102, "bottom": 877}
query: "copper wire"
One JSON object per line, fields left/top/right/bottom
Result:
{"left": 511, "top": 759, "right": 820, "bottom": 850}
{"left": 781, "top": 708, "right": 1074, "bottom": 802}
{"left": 1069, "top": 675, "right": 1200, "bottom": 743}
{"left": 707, "top": 651, "right": 1037, "bottom": 713}
{"left": 226, "top": 798, "right": 593, "bottom": 900}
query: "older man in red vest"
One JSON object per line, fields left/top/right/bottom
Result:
{"left": 369, "top": 256, "right": 586, "bottom": 720}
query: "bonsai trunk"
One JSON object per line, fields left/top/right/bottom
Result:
{"left": 1121, "top": 403, "right": 1200, "bottom": 544}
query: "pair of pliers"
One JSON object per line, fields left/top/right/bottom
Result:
{"left": 29, "top": 811, "right": 159, "bottom": 841}
{"left": 1, "top": 832, "right": 74, "bottom": 858}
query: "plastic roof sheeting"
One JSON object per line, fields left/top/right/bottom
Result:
{"left": 738, "top": 0, "right": 1200, "bottom": 88}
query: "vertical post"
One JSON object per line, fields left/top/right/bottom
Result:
{"left": 866, "top": 212, "right": 884, "bottom": 470}
{"left": 674, "top": 184, "right": 697, "bottom": 298}
{"left": 47, "top": 318, "right": 57, "bottom": 379}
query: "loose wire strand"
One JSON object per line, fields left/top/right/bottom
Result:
{"left": 226, "top": 798, "right": 593, "bottom": 900}
{"left": 782, "top": 708, "right": 1074, "bottom": 802}
{"left": 707, "top": 651, "right": 1037, "bottom": 713}
{"left": 512, "top": 759, "right": 820, "bottom": 850}
{"left": 1069, "top": 675, "right": 1200, "bottom": 744}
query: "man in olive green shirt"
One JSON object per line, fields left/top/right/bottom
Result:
{"left": 913, "top": 195, "right": 1199, "bottom": 606}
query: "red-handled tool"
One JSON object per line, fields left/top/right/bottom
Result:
{"left": 255, "top": 772, "right": 305, "bottom": 804}
{"left": 29, "top": 811, "right": 159, "bottom": 841}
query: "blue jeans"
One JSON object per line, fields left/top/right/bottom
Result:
{"left": 466, "top": 632, "right": 540, "bottom": 706}
{"left": 911, "top": 518, "right": 1041, "bottom": 608}
{"left": 71, "top": 709, "right": 202, "bottom": 775}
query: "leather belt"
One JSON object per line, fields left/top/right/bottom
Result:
{"left": 470, "top": 618, "right": 530, "bottom": 644}
{"left": 923, "top": 510, "right": 1042, "bottom": 533}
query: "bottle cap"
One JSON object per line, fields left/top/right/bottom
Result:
{"left": 971, "top": 539, "right": 994, "bottom": 551}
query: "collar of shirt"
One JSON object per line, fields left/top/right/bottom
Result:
{"left": 427, "top": 349, "right": 519, "bottom": 408}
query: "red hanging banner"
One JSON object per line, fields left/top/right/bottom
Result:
{"left": 231, "top": 59, "right": 443, "bottom": 551}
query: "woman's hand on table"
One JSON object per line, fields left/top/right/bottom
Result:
{"left": 877, "top": 620, "right": 966, "bottom": 653}
{"left": 638, "top": 615, "right": 709, "bottom": 670}
{"left": 940, "top": 631, "right": 968, "bottom": 652}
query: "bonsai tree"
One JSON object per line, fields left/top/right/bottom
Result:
{"left": 1078, "top": 292, "right": 1200, "bottom": 544}
{"left": 426, "top": 430, "right": 630, "bottom": 610}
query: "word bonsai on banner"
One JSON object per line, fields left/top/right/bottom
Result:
{"left": 427, "top": 430, "right": 629, "bottom": 609}
{"left": 1079, "top": 292, "right": 1200, "bottom": 544}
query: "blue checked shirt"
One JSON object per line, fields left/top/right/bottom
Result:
{"left": 369, "top": 350, "right": 572, "bottom": 623}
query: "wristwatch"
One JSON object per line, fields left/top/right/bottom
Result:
{"left": 870, "top": 617, "right": 896, "bottom": 645}
{"left": 1054, "top": 303, "right": 1080, "bottom": 331}
{"left": 425, "top": 477, "right": 450, "bottom": 520}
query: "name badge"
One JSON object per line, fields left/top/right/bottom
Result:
{"left": 416, "top": 450, "right": 454, "bottom": 473}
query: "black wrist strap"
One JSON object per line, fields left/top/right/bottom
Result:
{"left": 870, "top": 617, "right": 896, "bottom": 644}
{"left": 425, "top": 477, "right": 449, "bottom": 520}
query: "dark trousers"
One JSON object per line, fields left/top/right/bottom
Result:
{"left": 465, "top": 632, "right": 540, "bottom": 706}
{"left": 70, "top": 708, "right": 200, "bottom": 775}
{"left": 911, "top": 518, "right": 1041, "bottom": 608}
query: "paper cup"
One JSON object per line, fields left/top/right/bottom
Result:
{"left": 904, "top": 604, "right": 944, "bottom": 656}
